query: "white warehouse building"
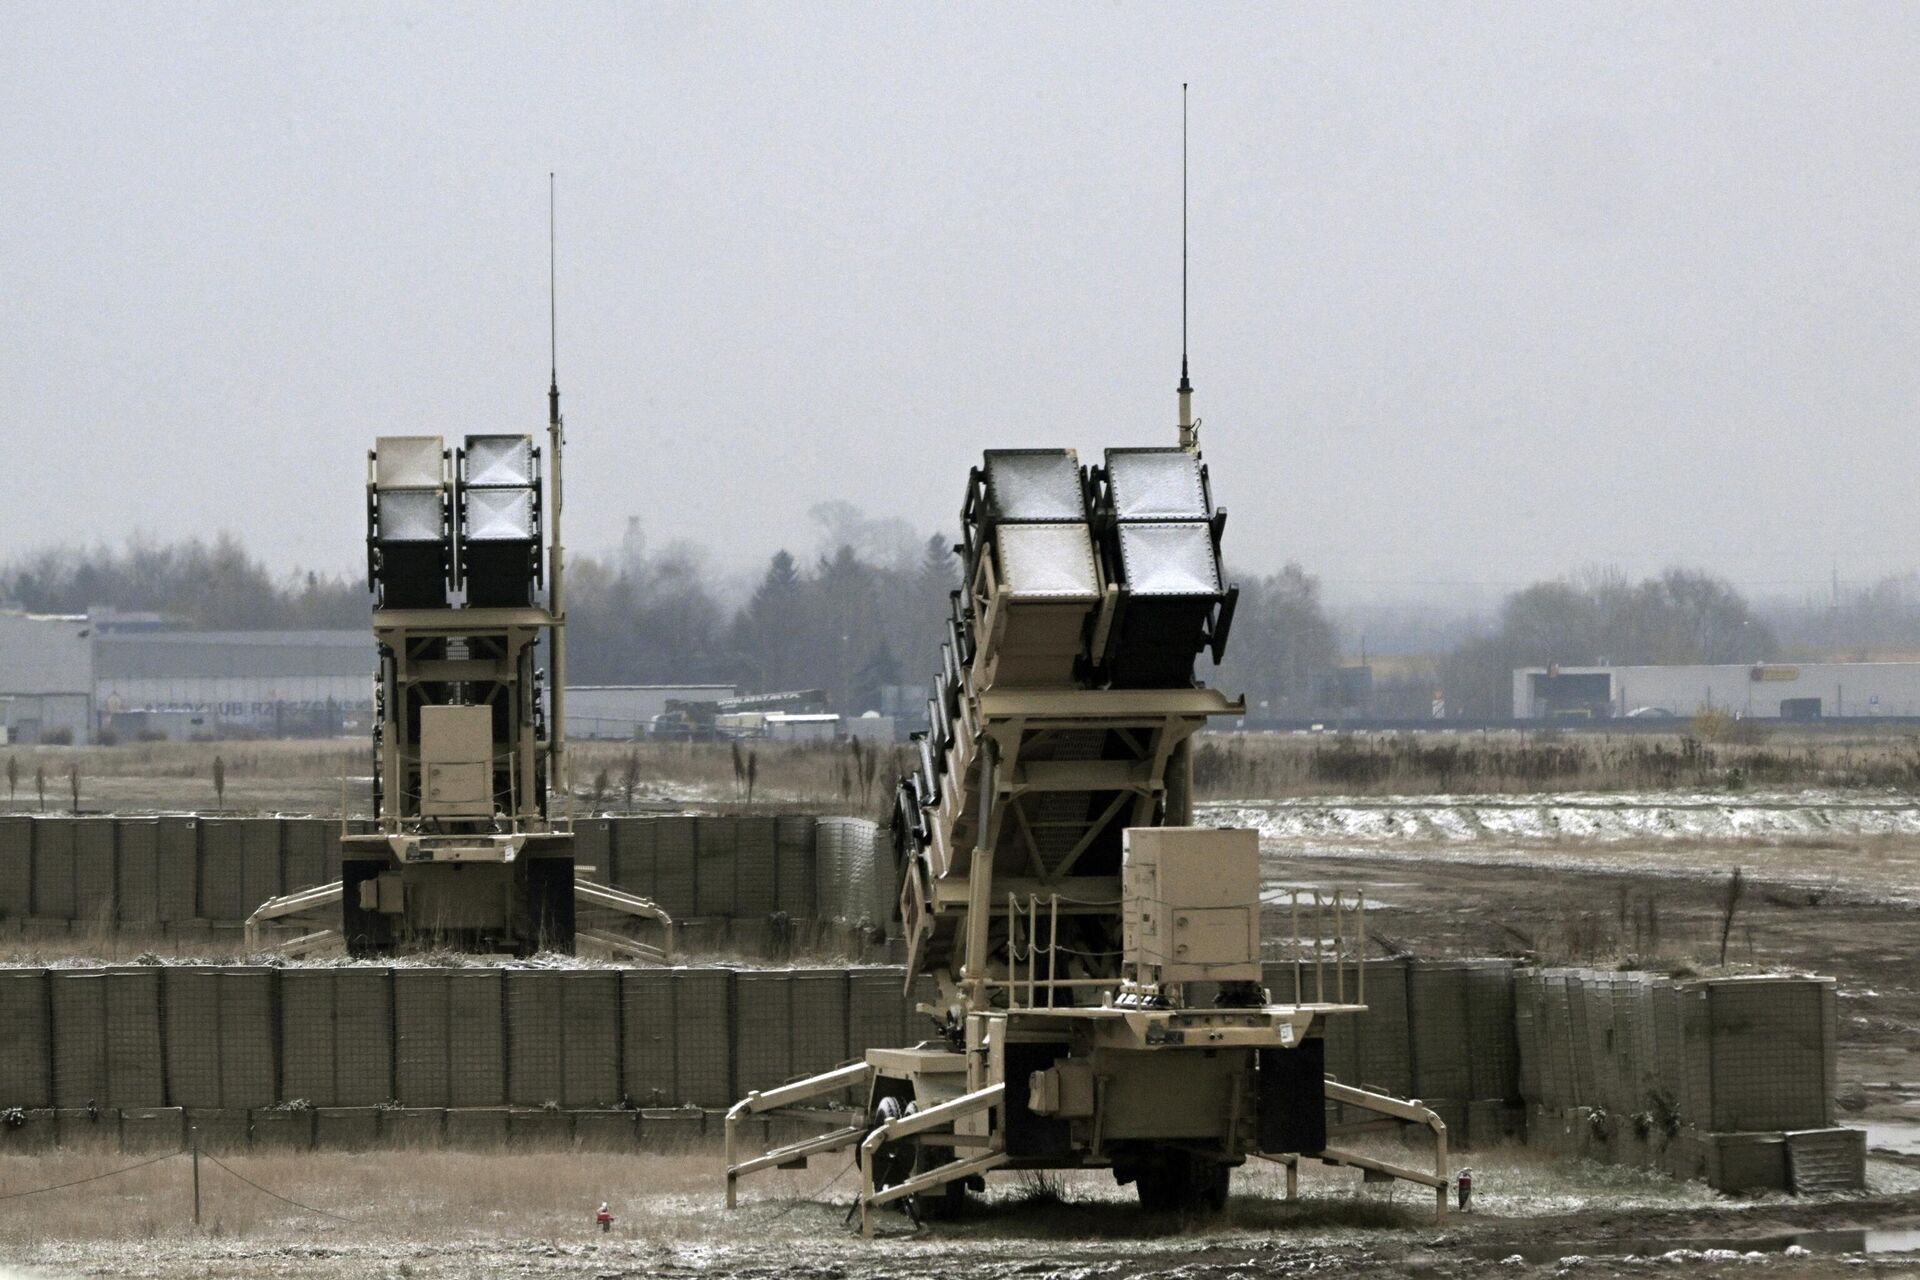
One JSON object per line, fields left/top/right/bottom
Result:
{"left": 0, "top": 612, "right": 95, "bottom": 743}
{"left": 0, "top": 613, "right": 374, "bottom": 742}
{"left": 1514, "top": 662, "right": 1920, "bottom": 721}
{"left": 95, "top": 630, "right": 372, "bottom": 737}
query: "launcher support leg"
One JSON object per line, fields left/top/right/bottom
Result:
{"left": 725, "top": 1109, "right": 738, "bottom": 1210}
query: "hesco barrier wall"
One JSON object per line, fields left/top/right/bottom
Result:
{"left": 0, "top": 814, "right": 896, "bottom": 939}
{"left": 1273, "top": 959, "right": 1854, "bottom": 1193}
{"left": 0, "top": 959, "right": 1859, "bottom": 1191}
{"left": 0, "top": 964, "right": 939, "bottom": 1127}
{"left": 1516, "top": 967, "right": 1857, "bottom": 1193}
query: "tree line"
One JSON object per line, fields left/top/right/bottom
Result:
{"left": 8, "top": 531, "right": 1920, "bottom": 721}
{"left": 0, "top": 524, "right": 1345, "bottom": 717}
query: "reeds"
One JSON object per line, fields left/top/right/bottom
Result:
{"left": 1192, "top": 729, "right": 1920, "bottom": 799}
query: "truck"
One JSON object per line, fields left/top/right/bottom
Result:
{"left": 725, "top": 411, "right": 1452, "bottom": 1232}
{"left": 245, "top": 376, "right": 670, "bottom": 962}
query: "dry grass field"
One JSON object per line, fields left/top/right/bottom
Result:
{"left": 7, "top": 727, "right": 1920, "bottom": 821}
{"left": 1196, "top": 726, "right": 1920, "bottom": 798}
{"left": 0, "top": 737, "right": 912, "bottom": 820}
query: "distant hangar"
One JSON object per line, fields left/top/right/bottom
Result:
{"left": 1515, "top": 661, "right": 1920, "bottom": 721}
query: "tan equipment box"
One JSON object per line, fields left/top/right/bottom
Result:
{"left": 1122, "top": 826, "right": 1261, "bottom": 983}
{"left": 419, "top": 704, "right": 495, "bottom": 818}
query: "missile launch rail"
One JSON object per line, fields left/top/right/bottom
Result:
{"left": 725, "top": 438, "right": 1449, "bottom": 1234}
{"left": 247, "top": 382, "right": 671, "bottom": 962}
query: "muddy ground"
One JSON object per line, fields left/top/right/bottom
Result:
{"left": 6, "top": 778, "right": 1920, "bottom": 1275}
{"left": 3, "top": 1145, "right": 1918, "bottom": 1279}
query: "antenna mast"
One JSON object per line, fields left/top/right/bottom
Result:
{"left": 1178, "top": 84, "right": 1197, "bottom": 451}
{"left": 546, "top": 172, "right": 569, "bottom": 826}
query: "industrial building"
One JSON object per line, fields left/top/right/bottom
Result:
{"left": 1514, "top": 661, "right": 1920, "bottom": 721}
{"left": 0, "top": 613, "right": 372, "bottom": 742}
{"left": 96, "top": 629, "right": 371, "bottom": 737}
{"left": 0, "top": 612, "right": 94, "bottom": 743}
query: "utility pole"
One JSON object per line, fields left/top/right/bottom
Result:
{"left": 191, "top": 1126, "right": 201, "bottom": 1226}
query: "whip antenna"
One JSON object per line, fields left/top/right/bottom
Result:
{"left": 1178, "top": 84, "right": 1198, "bottom": 450}
{"left": 548, "top": 172, "right": 560, "bottom": 425}
{"left": 545, "top": 171, "right": 569, "bottom": 825}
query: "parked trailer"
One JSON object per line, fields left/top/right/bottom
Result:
{"left": 247, "top": 372, "right": 669, "bottom": 962}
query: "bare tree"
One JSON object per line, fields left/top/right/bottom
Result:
{"left": 621, "top": 751, "right": 641, "bottom": 812}
{"left": 1718, "top": 867, "right": 1746, "bottom": 967}
{"left": 1214, "top": 563, "right": 1341, "bottom": 717}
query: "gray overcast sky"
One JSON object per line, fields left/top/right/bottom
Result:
{"left": 4, "top": 3, "right": 1918, "bottom": 605}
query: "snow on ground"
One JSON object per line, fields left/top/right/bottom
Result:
{"left": 1204, "top": 792, "right": 1920, "bottom": 846}
{"left": 1202, "top": 791, "right": 1920, "bottom": 903}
